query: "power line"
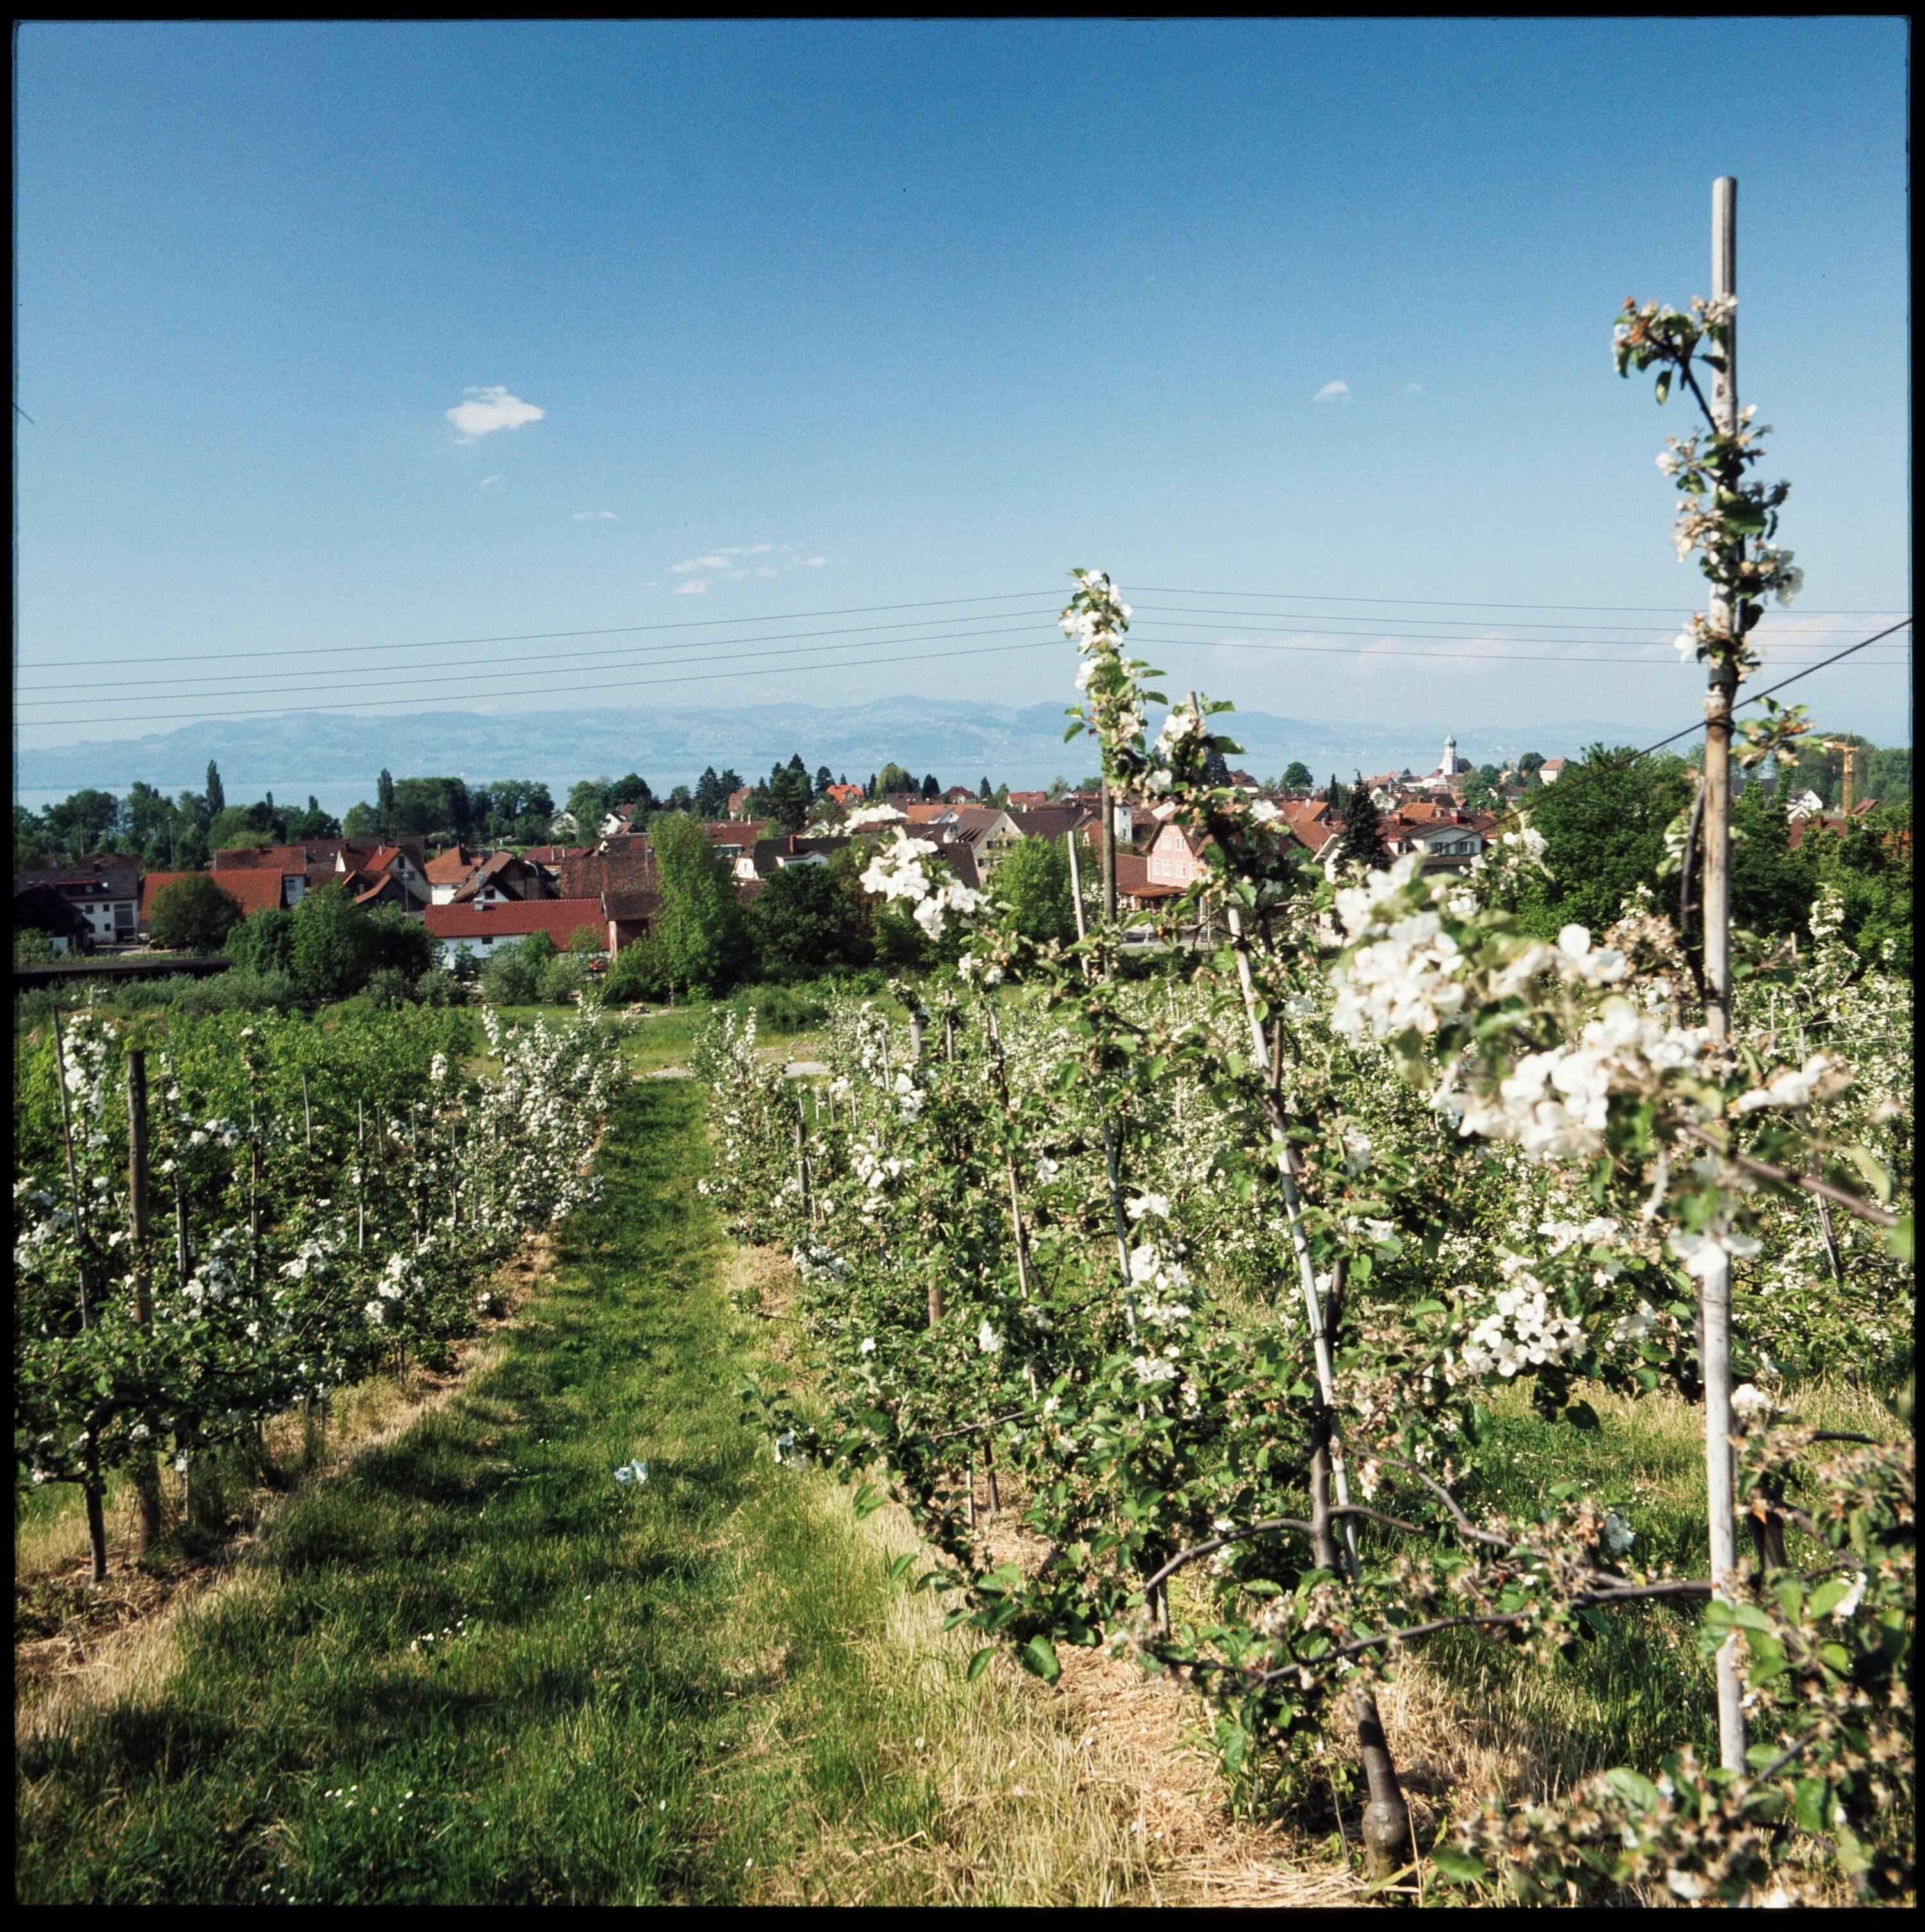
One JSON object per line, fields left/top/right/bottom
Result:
{"left": 1133, "top": 601, "right": 1909, "bottom": 642}
{"left": 11, "top": 589, "right": 1063, "bottom": 672}
{"left": 17, "top": 584, "right": 1908, "bottom": 675}
{"left": 13, "top": 612, "right": 1060, "bottom": 701}
{"left": 21, "top": 618, "right": 1904, "bottom": 712}
{"left": 19, "top": 601, "right": 1906, "bottom": 714}
{"left": 1469, "top": 620, "right": 1913, "bottom": 837}
{"left": 19, "top": 635, "right": 1072, "bottom": 729}
{"left": 1138, "top": 585, "right": 1908, "bottom": 617}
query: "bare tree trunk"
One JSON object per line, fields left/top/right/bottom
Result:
{"left": 83, "top": 1466, "right": 109, "bottom": 1585}
{"left": 1309, "top": 1285, "right": 1410, "bottom": 1880}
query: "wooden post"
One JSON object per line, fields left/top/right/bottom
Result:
{"left": 1224, "top": 903, "right": 1361, "bottom": 1576}
{"left": 300, "top": 1069, "right": 313, "bottom": 1153}
{"left": 1702, "top": 175, "right": 1738, "bottom": 1046}
{"left": 1099, "top": 779, "right": 1118, "bottom": 927}
{"left": 982, "top": 1007, "right": 1034, "bottom": 1299}
{"left": 249, "top": 1101, "right": 262, "bottom": 1293}
{"left": 356, "top": 1099, "right": 366, "bottom": 1254}
{"left": 1065, "top": 830, "right": 1089, "bottom": 945}
{"left": 1100, "top": 1124, "right": 1139, "bottom": 1337}
{"left": 1701, "top": 173, "right": 1747, "bottom": 1778}
{"left": 49, "top": 1007, "right": 91, "bottom": 1327}
{"left": 127, "top": 1049, "right": 164, "bottom": 1555}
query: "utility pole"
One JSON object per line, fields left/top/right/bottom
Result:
{"left": 1700, "top": 173, "right": 1746, "bottom": 1777}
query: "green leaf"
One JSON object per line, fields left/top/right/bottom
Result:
{"left": 1885, "top": 1214, "right": 1913, "bottom": 1265}
{"left": 1605, "top": 1767, "right": 1660, "bottom": 1810}
{"left": 1018, "top": 1635, "right": 1062, "bottom": 1684}
{"left": 887, "top": 1551, "right": 918, "bottom": 1582}
{"left": 966, "top": 1645, "right": 997, "bottom": 1684}
{"left": 1429, "top": 1847, "right": 1488, "bottom": 1885}
{"left": 1842, "top": 1145, "right": 1893, "bottom": 1204}
{"left": 1792, "top": 1777, "right": 1827, "bottom": 1834}
{"left": 1805, "top": 1576, "right": 1853, "bottom": 1620}
{"left": 1565, "top": 1401, "right": 1602, "bottom": 1432}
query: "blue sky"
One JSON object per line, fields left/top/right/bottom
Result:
{"left": 13, "top": 18, "right": 1911, "bottom": 760}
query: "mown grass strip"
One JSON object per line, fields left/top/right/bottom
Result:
{"left": 15, "top": 1078, "right": 1072, "bottom": 1904}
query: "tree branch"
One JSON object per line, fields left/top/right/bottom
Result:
{"left": 1680, "top": 1125, "right": 1897, "bottom": 1227}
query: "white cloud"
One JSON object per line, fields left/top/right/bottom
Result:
{"left": 667, "top": 542, "right": 828, "bottom": 581}
{"left": 445, "top": 386, "right": 545, "bottom": 441}
{"left": 1313, "top": 380, "right": 1350, "bottom": 403}
{"left": 573, "top": 510, "right": 618, "bottom": 520}
{"left": 479, "top": 474, "right": 501, "bottom": 488}
{"left": 673, "top": 579, "right": 708, "bottom": 594}
{"left": 1406, "top": 382, "right": 1424, "bottom": 394}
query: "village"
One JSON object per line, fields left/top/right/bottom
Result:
{"left": 14, "top": 735, "right": 1600, "bottom": 968}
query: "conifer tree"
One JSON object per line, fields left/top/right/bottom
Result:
{"left": 1334, "top": 772, "right": 1392, "bottom": 871}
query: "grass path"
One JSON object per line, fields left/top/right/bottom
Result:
{"left": 18, "top": 1073, "right": 1299, "bottom": 1905}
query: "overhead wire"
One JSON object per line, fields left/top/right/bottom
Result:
{"left": 16, "top": 585, "right": 1906, "bottom": 673}
{"left": 16, "top": 601, "right": 1905, "bottom": 715}
{"left": 1468, "top": 619, "right": 1913, "bottom": 838}
{"left": 18, "top": 613, "right": 1904, "bottom": 714}
{"left": 10, "top": 588, "right": 1066, "bottom": 672}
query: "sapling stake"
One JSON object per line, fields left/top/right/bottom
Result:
{"left": 126, "top": 1048, "right": 164, "bottom": 1555}
{"left": 1224, "top": 902, "right": 1360, "bottom": 1573}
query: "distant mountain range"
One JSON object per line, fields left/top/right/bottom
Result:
{"left": 14, "top": 699, "right": 1668, "bottom": 799}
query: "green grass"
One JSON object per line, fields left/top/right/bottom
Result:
{"left": 15, "top": 1079, "right": 1180, "bottom": 1906}
{"left": 1367, "top": 1372, "right": 1906, "bottom": 1808}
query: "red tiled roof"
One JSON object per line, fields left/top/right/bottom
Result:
{"left": 141, "top": 868, "right": 290, "bottom": 919}
{"left": 424, "top": 845, "right": 479, "bottom": 885}
{"left": 423, "top": 899, "right": 609, "bottom": 944}
{"left": 556, "top": 850, "right": 658, "bottom": 899}
{"left": 1011, "top": 805, "right": 1096, "bottom": 841}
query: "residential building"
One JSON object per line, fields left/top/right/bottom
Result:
{"left": 17, "top": 856, "right": 142, "bottom": 946}
{"left": 334, "top": 842, "right": 432, "bottom": 914}
{"left": 1113, "top": 853, "right": 1183, "bottom": 912}
{"left": 424, "top": 845, "right": 483, "bottom": 905}
{"left": 14, "top": 884, "right": 93, "bottom": 953}
{"left": 1382, "top": 799, "right": 1488, "bottom": 871}
{"left": 936, "top": 807, "right": 1024, "bottom": 883}
{"left": 1008, "top": 805, "right": 1099, "bottom": 843}
{"left": 1145, "top": 822, "right": 1209, "bottom": 888}
{"left": 139, "top": 864, "right": 291, "bottom": 933}
{"left": 1537, "top": 757, "right": 1568, "bottom": 783}
{"left": 422, "top": 898, "right": 612, "bottom": 968}
{"left": 824, "top": 782, "right": 866, "bottom": 807}
{"left": 554, "top": 846, "right": 660, "bottom": 902}
{"left": 598, "top": 801, "right": 649, "bottom": 839}
{"left": 213, "top": 840, "right": 347, "bottom": 884}
{"left": 448, "top": 850, "right": 554, "bottom": 907}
